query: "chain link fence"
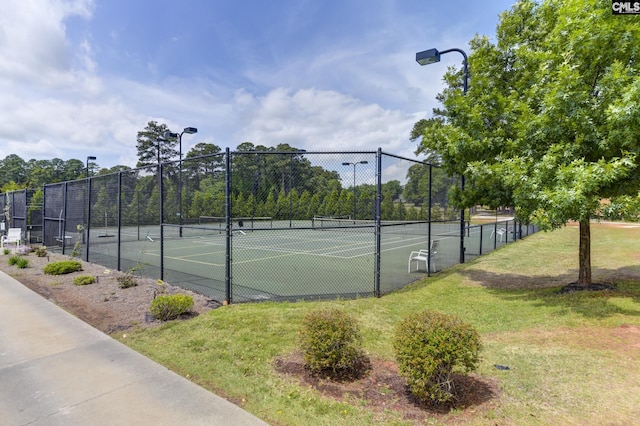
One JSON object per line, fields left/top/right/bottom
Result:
{"left": 4, "top": 149, "right": 539, "bottom": 303}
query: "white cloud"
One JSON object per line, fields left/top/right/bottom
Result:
{"left": 0, "top": 0, "right": 492, "bottom": 176}
{"left": 0, "top": 0, "right": 94, "bottom": 89}
{"left": 237, "top": 87, "right": 416, "bottom": 151}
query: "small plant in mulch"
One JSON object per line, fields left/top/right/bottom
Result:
{"left": 298, "top": 308, "right": 370, "bottom": 381}
{"left": 73, "top": 275, "right": 96, "bottom": 286}
{"left": 116, "top": 262, "right": 147, "bottom": 289}
{"left": 71, "top": 224, "right": 84, "bottom": 258}
{"left": 149, "top": 294, "right": 194, "bottom": 321}
{"left": 15, "top": 257, "right": 29, "bottom": 269}
{"left": 44, "top": 260, "right": 83, "bottom": 275}
{"left": 3, "top": 248, "right": 9, "bottom": 255}
{"left": 117, "top": 275, "right": 138, "bottom": 289}
{"left": 393, "top": 310, "right": 482, "bottom": 405}
{"left": 8, "top": 255, "right": 29, "bottom": 269}
{"left": 32, "top": 245, "right": 48, "bottom": 257}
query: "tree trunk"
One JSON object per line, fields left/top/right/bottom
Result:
{"left": 577, "top": 218, "right": 592, "bottom": 285}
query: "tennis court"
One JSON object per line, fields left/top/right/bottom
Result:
{"left": 82, "top": 219, "right": 473, "bottom": 301}
{"left": 36, "top": 150, "right": 539, "bottom": 303}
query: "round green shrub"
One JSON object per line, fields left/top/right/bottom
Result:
{"left": 393, "top": 310, "right": 482, "bottom": 404}
{"left": 43, "top": 260, "right": 83, "bottom": 275}
{"left": 149, "top": 294, "right": 194, "bottom": 321}
{"left": 7, "top": 255, "right": 20, "bottom": 266}
{"left": 298, "top": 308, "right": 367, "bottom": 379}
{"left": 73, "top": 275, "right": 96, "bottom": 286}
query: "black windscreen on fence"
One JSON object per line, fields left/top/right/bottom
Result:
{"left": 6, "top": 149, "right": 539, "bottom": 303}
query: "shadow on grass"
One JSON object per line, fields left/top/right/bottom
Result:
{"left": 459, "top": 266, "right": 640, "bottom": 319}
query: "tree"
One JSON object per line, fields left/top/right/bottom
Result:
{"left": 64, "top": 159, "right": 87, "bottom": 181}
{"left": 0, "top": 154, "right": 28, "bottom": 186}
{"left": 419, "top": 0, "right": 640, "bottom": 286}
{"left": 382, "top": 180, "right": 402, "bottom": 202}
{"left": 136, "top": 121, "right": 177, "bottom": 168}
{"left": 184, "top": 143, "right": 223, "bottom": 180}
{"left": 97, "top": 165, "right": 132, "bottom": 176}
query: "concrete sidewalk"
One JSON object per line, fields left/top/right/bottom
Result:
{"left": 0, "top": 271, "right": 268, "bottom": 426}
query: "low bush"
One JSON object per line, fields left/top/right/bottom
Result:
{"left": 393, "top": 310, "right": 482, "bottom": 404}
{"left": 43, "top": 260, "right": 83, "bottom": 275}
{"left": 7, "top": 255, "right": 20, "bottom": 266}
{"left": 149, "top": 294, "right": 194, "bottom": 321}
{"left": 73, "top": 275, "right": 96, "bottom": 286}
{"left": 32, "top": 246, "right": 48, "bottom": 257}
{"left": 117, "top": 275, "right": 138, "bottom": 289}
{"left": 15, "top": 257, "right": 29, "bottom": 269}
{"left": 298, "top": 308, "right": 368, "bottom": 380}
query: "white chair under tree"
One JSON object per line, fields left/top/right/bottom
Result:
{"left": 408, "top": 240, "right": 439, "bottom": 273}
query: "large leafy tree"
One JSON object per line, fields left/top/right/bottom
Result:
{"left": 420, "top": 0, "right": 640, "bottom": 285}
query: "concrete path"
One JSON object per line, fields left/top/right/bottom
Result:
{"left": 0, "top": 271, "right": 268, "bottom": 426}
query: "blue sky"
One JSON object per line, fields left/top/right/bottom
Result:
{"left": 0, "top": 0, "right": 515, "bottom": 178}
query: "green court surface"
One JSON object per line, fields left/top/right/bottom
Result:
{"left": 80, "top": 221, "right": 506, "bottom": 301}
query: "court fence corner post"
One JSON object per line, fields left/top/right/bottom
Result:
{"left": 225, "top": 147, "right": 232, "bottom": 305}
{"left": 374, "top": 148, "right": 382, "bottom": 298}
{"left": 159, "top": 162, "right": 164, "bottom": 281}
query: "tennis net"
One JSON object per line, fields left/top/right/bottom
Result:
{"left": 311, "top": 216, "right": 467, "bottom": 237}
{"left": 198, "top": 216, "right": 273, "bottom": 230}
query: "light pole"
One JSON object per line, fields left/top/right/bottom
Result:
{"left": 342, "top": 161, "right": 368, "bottom": 222}
{"left": 165, "top": 127, "right": 197, "bottom": 237}
{"left": 86, "top": 156, "right": 96, "bottom": 179}
{"left": 416, "top": 47, "right": 469, "bottom": 263}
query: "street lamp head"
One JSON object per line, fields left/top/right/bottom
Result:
{"left": 87, "top": 156, "right": 96, "bottom": 161}
{"left": 342, "top": 162, "right": 350, "bottom": 166}
{"left": 359, "top": 161, "right": 368, "bottom": 165}
{"left": 164, "top": 131, "right": 179, "bottom": 139}
{"left": 183, "top": 127, "right": 197, "bottom": 134}
{"left": 416, "top": 48, "right": 441, "bottom": 66}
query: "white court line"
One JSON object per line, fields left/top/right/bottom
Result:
{"left": 144, "top": 231, "right": 461, "bottom": 265}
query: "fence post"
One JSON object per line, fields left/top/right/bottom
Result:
{"left": 41, "top": 188, "right": 46, "bottom": 246}
{"left": 225, "top": 148, "right": 232, "bottom": 304}
{"left": 159, "top": 163, "right": 164, "bottom": 280}
{"left": 374, "top": 149, "right": 381, "bottom": 297}
{"left": 117, "top": 171, "right": 122, "bottom": 272}
{"left": 62, "top": 183, "right": 68, "bottom": 255}
{"left": 427, "top": 164, "right": 433, "bottom": 276}
{"left": 85, "top": 176, "right": 92, "bottom": 262}
{"left": 460, "top": 176, "right": 465, "bottom": 264}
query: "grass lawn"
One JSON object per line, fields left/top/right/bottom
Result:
{"left": 119, "top": 223, "right": 640, "bottom": 425}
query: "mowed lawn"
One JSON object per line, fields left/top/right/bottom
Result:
{"left": 120, "top": 222, "right": 640, "bottom": 425}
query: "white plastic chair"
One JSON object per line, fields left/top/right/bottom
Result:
{"left": 490, "top": 227, "right": 506, "bottom": 242}
{"left": 408, "top": 240, "right": 439, "bottom": 273}
{"left": 1, "top": 228, "right": 22, "bottom": 249}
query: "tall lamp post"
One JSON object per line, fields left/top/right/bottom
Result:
{"left": 86, "top": 156, "right": 96, "bottom": 179}
{"left": 165, "top": 127, "right": 197, "bottom": 237}
{"left": 416, "top": 47, "right": 468, "bottom": 264}
{"left": 342, "top": 161, "right": 368, "bottom": 222}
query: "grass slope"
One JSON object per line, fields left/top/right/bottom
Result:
{"left": 120, "top": 223, "right": 640, "bottom": 425}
